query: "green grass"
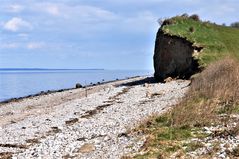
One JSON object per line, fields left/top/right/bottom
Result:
{"left": 162, "top": 16, "right": 239, "bottom": 67}
{"left": 154, "top": 116, "right": 192, "bottom": 141}
{"left": 217, "top": 103, "right": 239, "bottom": 114}
{"left": 183, "top": 141, "right": 204, "bottom": 152}
{"left": 133, "top": 115, "right": 206, "bottom": 158}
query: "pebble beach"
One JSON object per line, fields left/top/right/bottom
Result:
{"left": 0, "top": 76, "right": 190, "bottom": 159}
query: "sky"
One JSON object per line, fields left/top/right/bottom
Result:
{"left": 0, "top": 0, "right": 238, "bottom": 70}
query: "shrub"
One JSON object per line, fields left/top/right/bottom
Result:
{"left": 162, "top": 19, "right": 175, "bottom": 26}
{"left": 157, "top": 18, "right": 164, "bottom": 25}
{"left": 231, "top": 22, "right": 239, "bottom": 28}
{"left": 189, "top": 14, "right": 200, "bottom": 21}
{"left": 181, "top": 13, "right": 189, "bottom": 18}
{"left": 189, "top": 26, "right": 195, "bottom": 33}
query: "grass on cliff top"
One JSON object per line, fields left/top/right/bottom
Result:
{"left": 162, "top": 16, "right": 239, "bottom": 66}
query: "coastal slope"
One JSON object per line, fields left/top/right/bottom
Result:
{"left": 135, "top": 15, "right": 239, "bottom": 158}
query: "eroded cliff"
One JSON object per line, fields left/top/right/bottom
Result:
{"left": 154, "top": 29, "right": 201, "bottom": 81}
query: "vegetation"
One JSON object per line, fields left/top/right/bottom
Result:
{"left": 131, "top": 15, "right": 239, "bottom": 158}
{"left": 231, "top": 22, "right": 239, "bottom": 28}
{"left": 133, "top": 58, "right": 239, "bottom": 158}
{"left": 171, "top": 58, "right": 239, "bottom": 127}
{"left": 132, "top": 115, "right": 206, "bottom": 158}
{"left": 161, "top": 15, "right": 239, "bottom": 67}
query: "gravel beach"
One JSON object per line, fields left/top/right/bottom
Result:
{"left": 0, "top": 76, "right": 190, "bottom": 159}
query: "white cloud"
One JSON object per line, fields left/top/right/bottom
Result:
{"left": 0, "top": 43, "right": 19, "bottom": 49}
{"left": 120, "top": 11, "right": 158, "bottom": 33}
{"left": 36, "top": 3, "right": 118, "bottom": 20}
{"left": 8, "top": 4, "right": 24, "bottom": 13}
{"left": 45, "top": 4, "right": 60, "bottom": 16}
{"left": 103, "top": 0, "right": 167, "bottom": 4}
{"left": 192, "top": 2, "right": 238, "bottom": 24}
{"left": 18, "top": 33, "right": 29, "bottom": 39}
{"left": 27, "top": 42, "right": 45, "bottom": 49}
{"left": 27, "top": 3, "right": 120, "bottom": 35}
{"left": 3, "top": 17, "right": 32, "bottom": 32}
{"left": 0, "top": 41, "right": 46, "bottom": 50}
{"left": 74, "top": 5, "right": 117, "bottom": 21}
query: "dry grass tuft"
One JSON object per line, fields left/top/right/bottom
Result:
{"left": 190, "top": 57, "right": 239, "bottom": 101}
{"left": 171, "top": 57, "right": 239, "bottom": 127}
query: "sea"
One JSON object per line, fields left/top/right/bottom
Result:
{"left": 0, "top": 69, "right": 153, "bottom": 102}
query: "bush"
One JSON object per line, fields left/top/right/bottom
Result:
{"left": 189, "top": 14, "right": 200, "bottom": 21}
{"left": 181, "top": 13, "right": 189, "bottom": 18}
{"left": 231, "top": 22, "right": 239, "bottom": 28}
{"left": 157, "top": 18, "right": 164, "bottom": 25}
{"left": 162, "top": 19, "right": 175, "bottom": 26}
{"left": 189, "top": 26, "right": 195, "bottom": 33}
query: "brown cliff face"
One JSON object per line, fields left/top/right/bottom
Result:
{"left": 154, "top": 29, "right": 201, "bottom": 81}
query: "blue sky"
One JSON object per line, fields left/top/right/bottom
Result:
{"left": 0, "top": 0, "right": 238, "bottom": 70}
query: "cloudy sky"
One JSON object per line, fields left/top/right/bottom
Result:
{"left": 0, "top": 0, "right": 238, "bottom": 70}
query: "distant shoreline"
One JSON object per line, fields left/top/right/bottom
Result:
{"left": 0, "top": 68, "right": 105, "bottom": 71}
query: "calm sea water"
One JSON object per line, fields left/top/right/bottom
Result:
{"left": 0, "top": 69, "right": 152, "bottom": 102}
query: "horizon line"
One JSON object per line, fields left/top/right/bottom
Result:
{"left": 0, "top": 68, "right": 105, "bottom": 70}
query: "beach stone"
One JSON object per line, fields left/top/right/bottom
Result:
{"left": 164, "top": 77, "right": 173, "bottom": 83}
{"left": 75, "top": 83, "right": 83, "bottom": 88}
{"left": 78, "top": 143, "right": 95, "bottom": 153}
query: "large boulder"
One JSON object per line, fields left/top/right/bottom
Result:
{"left": 153, "top": 29, "right": 200, "bottom": 81}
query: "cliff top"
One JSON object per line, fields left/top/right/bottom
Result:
{"left": 161, "top": 15, "right": 239, "bottom": 66}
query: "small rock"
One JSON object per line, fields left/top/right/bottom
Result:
{"left": 75, "top": 83, "right": 83, "bottom": 88}
{"left": 164, "top": 77, "right": 173, "bottom": 83}
{"left": 146, "top": 92, "right": 152, "bottom": 98}
{"left": 218, "top": 152, "right": 226, "bottom": 159}
{"left": 118, "top": 133, "right": 129, "bottom": 138}
{"left": 78, "top": 143, "right": 95, "bottom": 153}
{"left": 143, "top": 83, "right": 149, "bottom": 87}
{"left": 104, "top": 136, "right": 110, "bottom": 141}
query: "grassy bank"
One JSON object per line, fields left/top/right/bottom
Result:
{"left": 132, "top": 58, "right": 239, "bottom": 158}
{"left": 171, "top": 58, "right": 239, "bottom": 127}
